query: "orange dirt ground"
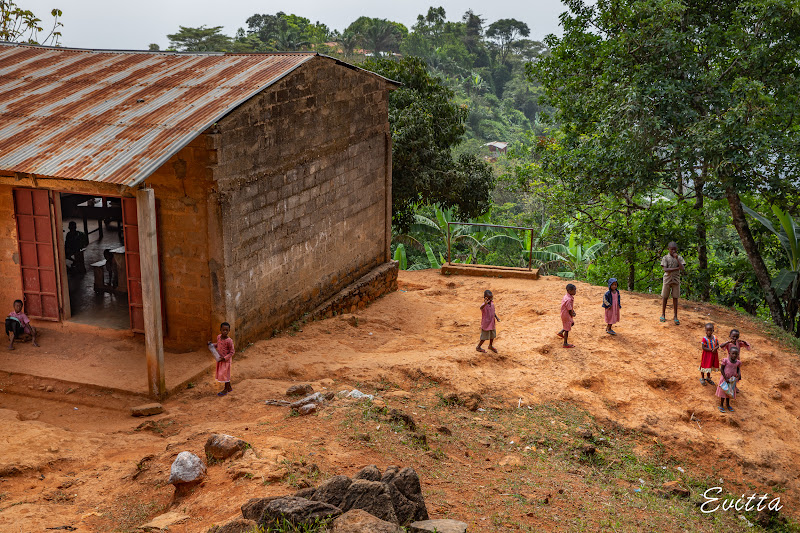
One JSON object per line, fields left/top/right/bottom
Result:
{"left": 0, "top": 270, "right": 798, "bottom": 532}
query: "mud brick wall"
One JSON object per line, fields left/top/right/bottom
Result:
{"left": 212, "top": 56, "right": 392, "bottom": 344}
{"left": 311, "top": 261, "right": 398, "bottom": 319}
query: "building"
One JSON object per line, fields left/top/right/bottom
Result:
{"left": 0, "top": 43, "right": 398, "bottom": 396}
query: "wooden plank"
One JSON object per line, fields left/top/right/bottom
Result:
{"left": 136, "top": 188, "right": 166, "bottom": 399}
{"left": 51, "top": 192, "right": 71, "bottom": 320}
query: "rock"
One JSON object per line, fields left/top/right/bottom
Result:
{"left": 581, "top": 445, "right": 596, "bottom": 456}
{"left": 332, "top": 509, "right": 402, "bottom": 533}
{"left": 286, "top": 384, "right": 314, "bottom": 397}
{"left": 340, "top": 480, "right": 397, "bottom": 523}
{"left": 436, "top": 426, "right": 452, "bottom": 436}
{"left": 206, "top": 518, "right": 259, "bottom": 533}
{"left": 661, "top": 480, "right": 691, "bottom": 497}
{"left": 168, "top": 452, "right": 206, "bottom": 485}
{"left": 258, "top": 496, "right": 341, "bottom": 529}
{"left": 294, "top": 487, "right": 317, "bottom": 499}
{"left": 45, "top": 385, "right": 54, "bottom": 393}
{"left": 384, "top": 390, "right": 412, "bottom": 400}
{"left": 131, "top": 403, "right": 164, "bottom": 417}
{"left": 298, "top": 403, "right": 318, "bottom": 415}
{"left": 771, "top": 390, "right": 782, "bottom": 401}
{"left": 462, "top": 392, "right": 482, "bottom": 411}
{"left": 354, "top": 465, "right": 381, "bottom": 481}
{"left": 410, "top": 433, "right": 427, "bottom": 447}
{"left": 290, "top": 393, "right": 324, "bottom": 409}
{"left": 205, "top": 434, "right": 249, "bottom": 461}
{"left": 408, "top": 519, "right": 468, "bottom": 533}
{"left": 241, "top": 497, "right": 281, "bottom": 521}
{"left": 311, "top": 475, "right": 353, "bottom": 508}
{"left": 499, "top": 455, "right": 522, "bottom": 467}
{"left": 381, "top": 467, "right": 428, "bottom": 522}
{"left": 382, "top": 479, "right": 419, "bottom": 525}
{"left": 575, "top": 428, "right": 593, "bottom": 439}
{"left": 372, "top": 398, "right": 387, "bottom": 409}
{"left": 138, "top": 511, "right": 191, "bottom": 531}
{"left": 388, "top": 409, "right": 417, "bottom": 431}
{"left": 318, "top": 378, "right": 335, "bottom": 387}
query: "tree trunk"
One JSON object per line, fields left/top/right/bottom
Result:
{"left": 725, "top": 186, "right": 785, "bottom": 328}
{"left": 625, "top": 204, "right": 635, "bottom": 290}
{"left": 694, "top": 177, "right": 710, "bottom": 301}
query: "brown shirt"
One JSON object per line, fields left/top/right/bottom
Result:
{"left": 661, "top": 253, "right": 686, "bottom": 285}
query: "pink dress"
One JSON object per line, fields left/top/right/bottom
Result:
{"left": 723, "top": 340, "right": 750, "bottom": 354}
{"left": 603, "top": 290, "right": 620, "bottom": 325}
{"left": 561, "top": 294, "right": 574, "bottom": 331}
{"left": 481, "top": 301, "right": 496, "bottom": 332}
{"left": 700, "top": 336, "right": 719, "bottom": 373}
{"left": 715, "top": 358, "right": 741, "bottom": 399}
{"left": 215, "top": 335, "right": 234, "bottom": 383}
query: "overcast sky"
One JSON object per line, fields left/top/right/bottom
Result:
{"left": 21, "top": 0, "right": 567, "bottom": 50}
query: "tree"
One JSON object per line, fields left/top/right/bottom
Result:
{"left": 346, "top": 17, "right": 407, "bottom": 56}
{"left": 530, "top": 0, "right": 800, "bottom": 329}
{"left": 167, "top": 25, "right": 231, "bottom": 52}
{"left": 485, "top": 18, "right": 529, "bottom": 64}
{"left": 1, "top": 0, "right": 62, "bottom": 45}
{"left": 361, "top": 56, "right": 494, "bottom": 229}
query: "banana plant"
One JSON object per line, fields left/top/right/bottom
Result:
{"left": 531, "top": 232, "right": 606, "bottom": 278}
{"left": 410, "top": 205, "right": 489, "bottom": 264}
{"left": 743, "top": 204, "right": 800, "bottom": 300}
{"left": 393, "top": 243, "right": 408, "bottom": 270}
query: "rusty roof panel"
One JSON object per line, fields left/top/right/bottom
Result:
{"left": 0, "top": 44, "right": 317, "bottom": 186}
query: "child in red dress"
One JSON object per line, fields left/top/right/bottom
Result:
{"left": 557, "top": 284, "right": 577, "bottom": 348}
{"left": 210, "top": 322, "right": 234, "bottom": 396}
{"left": 699, "top": 323, "right": 719, "bottom": 386}
{"left": 716, "top": 346, "right": 742, "bottom": 413}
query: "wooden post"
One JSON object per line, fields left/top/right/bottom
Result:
{"left": 528, "top": 229, "right": 534, "bottom": 270}
{"left": 446, "top": 223, "right": 451, "bottom": 265}
{"left": 136, "top": 188, "right": 166, "bottom": 399}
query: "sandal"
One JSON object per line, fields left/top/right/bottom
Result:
{"left": 217, "top": 390, "right": 228, "bottom": 397}
{"left": 563, "top": 344, "right": 575, "bottom": 348}
{"left": 699, "top": 378, "right": 707, "bottom": 386}
{"left": 705, "top": 378, "right": 715, "bottom": 385}
{"left": 556, "top": 331, "right": 564, "bottom": 339}
{"left": 718, "top": 406, "right": 726, "bottom": 413}
{"left": 607, "top": 329, "right": 616, "bottom": 335}
{"left": 673, "top": 318, "right": 680, "bottom": 325}
{"left": 488, "top": 346, "right": 497, "bottom": 353}
{"left": 659, "top": 316, "right": 666, "bottom": 322}
{"left": 727, "top": 406, "right": 734, "bottom": 412}
{"left": 476, "top": 347, "right": 486, "bottom": 353}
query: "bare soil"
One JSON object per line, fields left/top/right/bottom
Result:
{"left": 0, "top": 270, "right": 798, "bottom": 532}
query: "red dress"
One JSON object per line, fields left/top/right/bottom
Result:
{"left": 699, "top": 335, "right": 719, "bottom": 373}
{"left": 215, "top": 335, "right": 234, "bottom": 383}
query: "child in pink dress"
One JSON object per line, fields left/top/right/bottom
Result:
{"left": 6, "top": 299, "right": 38, "bottom": 350}
{"left": 210, "top": 322, "right": 235, "bottom": 396}
{"left": 601, "top": 278, "right": 621, "bottom": 335}
{"left": 720, "top": 329, "right": 750, "bottom": 393}
{"left": 557, "top": 284, "right": 577, "bottom": 348}
{"left": 699, "top": 323, "right": 719, "bottom": 386}
{"left": 716, "top": 346, "right": 742, "bottom": 413}
{"left": 477, "top": 290, "right": 500, "bottom": 353}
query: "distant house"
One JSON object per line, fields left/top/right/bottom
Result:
{"left": 484, "top": 141, "right": 508, "bottom": 154}
{"left": 0, "top": 43, "right": 398, "bottom": 396}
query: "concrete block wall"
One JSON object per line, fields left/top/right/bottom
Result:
{"left": 212, "top": 56, "right": 392, "bottom": 344}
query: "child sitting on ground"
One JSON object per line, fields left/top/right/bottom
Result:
{"left": 209, "top": 322, "right": 234, "bottom": 396}
{"left": 6, "top": 299, "right": 38, "bottom": 350}
{"left": 716, "top": 346, "right": 742, "bottom": 413}
{"left": 558, "top": 283, "right": 577, "bottom": 348}
{"left": 477, "top": 290, "right": 500, "bottom": 353}
{"left": 602, "top": 278, "right": 621, "bottom": 335}
{"left": 699, "top": 323, "right": 719, "bottom": 386}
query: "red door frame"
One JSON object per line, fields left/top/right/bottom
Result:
{"left": 13, "top": 188, "right": 60, "bottom": 320}
{"left": 121, "top": 197, "right": 144, "bottom": 332}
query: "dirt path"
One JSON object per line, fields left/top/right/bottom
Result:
{"left": 0, "top": 270, "right": 797, "bottom": 532}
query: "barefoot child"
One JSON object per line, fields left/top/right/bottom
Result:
{"left": 210, "top": 322, "right": 234, "bottom": 396}
{"left": 477, "top": 290, "right": 500, "bottom": 353}
{"left": 602, "top": 278, "right": 621, "bottom": 335}
{"left": 557, "top": 284, "right": 577, "bottom": 348}
{"left": 699, "top": 323, "right": 719, "bottom": 386}
{"left": 716, "top": 346, "right": 742, "bottom": 413}
{"left": 6, "top": 299, "right": 38, "bottom": 350}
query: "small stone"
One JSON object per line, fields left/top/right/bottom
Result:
{"left": 298, "top": 403, "right": 318, "bottom": 415}
{"left": 332, "top": 509, "right": 401, "bottom": 533}
{"left": 45, "top": 385, "right": 54, "bottom": 393}
{"left": 462, "top": 392, "right": 482, "bottom": 411}
{"left": 131, "top": 403, "right": 164, "bottom": 417}
{"left": 204, "top": 434, "right": 249, "bottom": 461}
{"left": 286, "top": 384, "right": 314, "bottom": 397}
{"left": 372, "top": 399, "right": 386, "bottom": 409}
{"left": 499, "top": 455, "right": 522, "bottom": 467}
{"left": 408, "top": 519, "right": 468, "bottom": 533}
{"left": 168, "top": 451, "right": 206, "bottom": 485}
{"left": 436, "top": 426, "right": 452, "bottom": 436}
{"left": 139, "top": 511, "right": 191, "bottom": 530}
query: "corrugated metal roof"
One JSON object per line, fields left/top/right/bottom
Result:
{"left": 0, "top": 43, "right": 320, "bottom": 186}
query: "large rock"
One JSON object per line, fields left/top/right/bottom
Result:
{"left": 206, "top": 518, "right": 259, "bottom": 533}
{"left": 382, "top": 479, "right": 419, "bottom": 525}
{"left": 168, "top": 452, "right": 206, "bottom": 485}
{"left": 353, "top": 464, "right": 381, "bottom": 481}
{"left": 311, "top": 475, "right": 352, "bottom": 508}
{"left": 332, "top": 509, "right": 402, "bottom": 533}
{"left": 205, "top": 434, "right": 250, "bottom": 461}
{"left": 258, "top": 496, "right": 341, "bottom": 529}
{"left": 241, "top": 497, "right": 281, "bottom": 521}
{"left": 286, "top": 384, "right": 314, "bottom": 397}
{"left": 131, "top": 403, "right": 163, "bottom": 417}
{"left": 340, "top": 480, "right": 397, "bottom": 524}
{"left": 408, "top": 519, "right": 468, "bottom": 533}
{"left": 382, "top": 467, "right": 428, "bottom": 522}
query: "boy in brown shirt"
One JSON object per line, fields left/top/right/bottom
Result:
{"left": 660, "top": 242, "right": 686, "bottom": 325}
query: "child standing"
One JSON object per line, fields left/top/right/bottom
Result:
{"left": 602, "top": 278, "right": 621, "bottom": 335}
{"left": 699, "top": 323, "right": 719, "bottom": 386}
{"left": 477, "top": 290, "right": 500, "bottom": 353}
{"left": 210, "top": 322, "right": 235, "bottom": 396}
{"left": 721, "top": 329, "right": 751, "bottom": 355}
{"left": 557, "top": 284, "right": 577, "bottom": 348}
{"left": 716, "top": 346, "right": 742, "bottom": 413}
{"left": 6, "top": 299, "right": 38, "bottom": 350}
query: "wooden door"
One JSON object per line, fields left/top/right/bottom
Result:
{"left": 122, "top": 197, "right": 144, "bottom": 332}
{"left": 13, "top": 189, "right": 59, "bottom": 320}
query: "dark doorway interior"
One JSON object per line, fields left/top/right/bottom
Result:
{"left": 60, "top": 194, "right": 129, "bottom": 329}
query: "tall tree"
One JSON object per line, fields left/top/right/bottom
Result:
{"left": 531, "top": 0, "right": 800, "bottom": 328}
{"left": 1, "top": 0, "right": 61, "bottom": 45}
{"left": 486, "top": 18, "right": 529, "bottom": 64}
{"left": 347, "top": 16, "right": 407, "bottom": 56}
{"left": 167, "top": 25, "right": 231, "bottom": 52}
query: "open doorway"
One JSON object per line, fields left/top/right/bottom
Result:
{"left": 60, "top": 193, "right": 129, "bottom": 329}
